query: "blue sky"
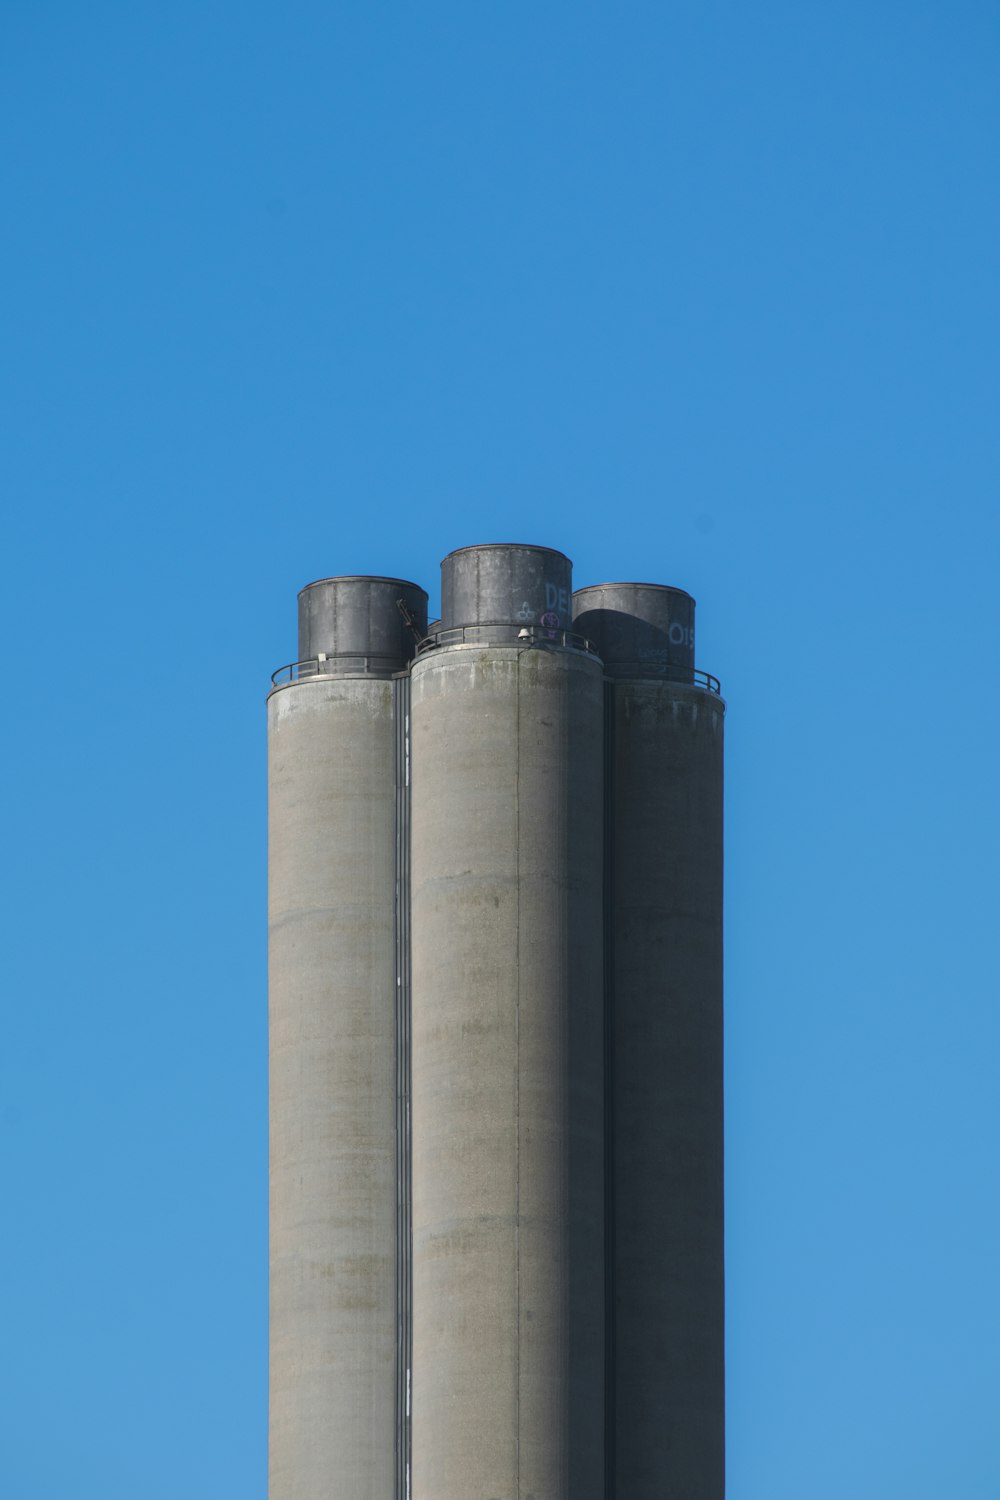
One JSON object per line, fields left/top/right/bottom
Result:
{"left": 2, "top": 2, "right": 998, "bottom": 1495}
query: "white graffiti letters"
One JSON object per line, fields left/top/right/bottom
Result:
{"left": 544, "top": 582, "right": 570, "bottom": 619}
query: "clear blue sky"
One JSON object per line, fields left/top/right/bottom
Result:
{"left": 2, "top": 3, "right": 998, "bottom": 1496}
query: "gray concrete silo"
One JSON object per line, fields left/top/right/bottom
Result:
{"left": 268, "top": 554, "right": 726, "bottom": 1500}
{"left": 268, "top": 577, "right": 427, "bottom": 1500}
{"left": 574, "top": 583, "right": 726, "bottom": 1500}
{"left": 409, "top": 545, "right": 606, "bottom": 1500}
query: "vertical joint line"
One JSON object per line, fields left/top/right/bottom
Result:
{"left": 394, "top": 675, "right": 413, "bottom": 1500}
{"left": 603, "top": 679, "right": 617, "bottom": 1500}
{"left": 515, "top": 652, "right": 522, "bottom": 1496}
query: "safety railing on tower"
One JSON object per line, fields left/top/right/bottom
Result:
{"left": 415, "top": 621, "right": 600, "bottom": 655}
{"left": 270, "top": 654, "right": 399, "bottom": 686}
{"left": 605, "top": 662, "right": 722, "bottom": 693}
{"left": 272, "top": 642, "right": 722, "bottom": 695}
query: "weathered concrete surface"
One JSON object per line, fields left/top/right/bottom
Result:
{"left": 409, "top": 645, "right": 605, "bottom": 1500}
{"left": 268, "top": 677, "right": 396, "bottom": 1500}
{"left": 611, "top": 681, "right": 725, "bottom": 1499}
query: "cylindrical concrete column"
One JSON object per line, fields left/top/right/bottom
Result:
{"left": 410, "top": 556, "right": 605, "bottom": 1498}
{"left": 575, "top": 584, "right": 725, "bottom": 1500}
{"left": 268, "top": 577, "right": 426, "bottom": 1500}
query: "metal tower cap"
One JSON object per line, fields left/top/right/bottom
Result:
{"left": 572, "top": 581, "right": 696, "bottom": 678}
{"left": 441, "top": 543, "right": 573, "bottom": 631}
{"left": 298, "top": 576, "right": 429, "bottom": 670}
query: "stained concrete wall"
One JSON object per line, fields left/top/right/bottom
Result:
{"left": 409, "top": 644, "right": 605, "bottom": 1500}
{"left": 268, "top": 676, "right": 397, "bottom": 1500}
{"left": 610, "top": 680, "right": 725, "bottom": 1499}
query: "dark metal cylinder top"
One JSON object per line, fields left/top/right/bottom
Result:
{"left": 440, "top": 544, "right": 573, "bottom": 631}
{"left": 572, "top": 582, "right": 695, "bottom": 678}
{"left": 298, "top": 576, "right": 428, "bottom": 669}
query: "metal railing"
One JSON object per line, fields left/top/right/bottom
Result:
{"left": 271, "top": 645, "right": 722, "bottom": 695}
{"left": 270, "top": 654, "right": 398, "bottom": 687}
{"left": 606, "top": 662, "right": 722, "bottom": 694}
{"left": 415, "top": 627, "right": 721, "bottom": 693}
{"left": 415, "top": 621, "right": 600, "bottom": 655}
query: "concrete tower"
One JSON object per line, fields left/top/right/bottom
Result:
{"left": 267, "top": 577, "right": 427, "bottom": 1499}
{"left": 574, "top": 584, "right": 726, "bottom": 1497}
{"left": 267, "top": 545, "right": 725, "bottom": 1500}
{"left": 410, "top": 546, "right": 606, "bottom": 1499}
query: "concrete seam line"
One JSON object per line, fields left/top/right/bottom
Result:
{"left": 514, "top": 648, "right": 522, "bottom": 1498}
{"left": 603, "top": 677, "right": 617, "bottom": 1499}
